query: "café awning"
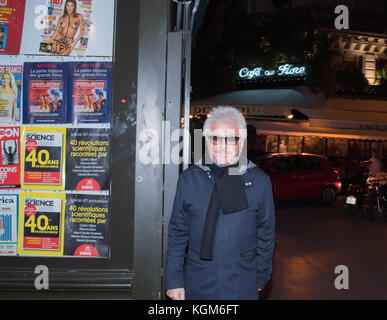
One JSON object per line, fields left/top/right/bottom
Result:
{"left": 248, "top": 119, "right": 387, "bottom": 141}
{"left": 191, "top": 88, "right": 387, "bottom": 139}
{"left": 190, "top": 86, "right": 325, "bottom": 118}
{"left": 297, "top": 96, "right": 387, "bottom": 131}
{"left": 191, "top": 86, "right": 325, "bottom": 107}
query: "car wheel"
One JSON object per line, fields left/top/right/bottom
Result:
{"left": 321, "top": 186, "right": 337, "bottom": 205}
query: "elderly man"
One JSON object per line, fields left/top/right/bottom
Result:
{"left": 165, "top": 106, "right": 275, "bottom": 300}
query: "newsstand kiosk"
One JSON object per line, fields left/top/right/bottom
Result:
{"left": 0, "top": 0, "right": 198, "bottom": 299}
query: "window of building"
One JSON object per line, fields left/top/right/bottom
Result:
{"left": 277, "top": 135, "right": 303, "bottom": 153}
{"left": 303, "top": 136, "right": 325, "bottom": 155}
{"left": 349, "top": 140, "right": 368, "bottom": 159}
{"left": 327, "top": 138, "right": 348, "bottom": 157}
{"left": 266, "top": 135, "right": 279, "bottom": 153}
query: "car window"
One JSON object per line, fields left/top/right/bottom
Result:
{"left": 274, "top": 157, "right": 294, "bottom": 173}
{"left": 312, "top": 158, "right": 323, "bottom": 170}
{"left": 294, "top": 157, "right": 323, "bottom": 171}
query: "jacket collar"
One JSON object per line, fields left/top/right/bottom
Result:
{"left": 194, "top": 156, "right": 256, "bottom": 175}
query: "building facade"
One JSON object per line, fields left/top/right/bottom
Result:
{"left": 191, "top": 0, "right": 387, "bottom": 184}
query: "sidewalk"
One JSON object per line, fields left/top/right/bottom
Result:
{"left": 263, "top": 196, "right": 387, "bottom": 300}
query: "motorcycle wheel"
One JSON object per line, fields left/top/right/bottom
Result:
{"left": 369, "top": 195, "right": 377, "bottom": 220}
{"left": 376, "top": 196, "right": 385, "bottom": 217}
{"left": 344, "top": 204, "right": 355, "bottom": 217}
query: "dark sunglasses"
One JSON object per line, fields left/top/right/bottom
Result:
{"left": 207, "top": 136, "right": 240, "bottom": 145}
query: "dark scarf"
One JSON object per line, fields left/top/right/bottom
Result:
{"left": 199, "top": 159, "right": 249, "bottom": 260}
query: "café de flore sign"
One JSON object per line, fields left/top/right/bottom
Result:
{"left": 238, "top": 64, "right": 306, "bottom": 79}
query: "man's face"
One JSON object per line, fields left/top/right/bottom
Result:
{"left": 206, "top": 121, "right": 241, "bottom": 166}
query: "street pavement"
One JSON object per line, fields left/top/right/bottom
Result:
{"left": 262, "top": 195, "right": 387, "bottom": 300}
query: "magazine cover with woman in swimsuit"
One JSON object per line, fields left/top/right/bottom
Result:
{"left": 21, "top": 0, "right": 114, "bottom": 57}
{"left": 0, "top": 66, "right": 22, "bottom": 123}
{"left": 49, "top": 0, "right": 86, "bottom": 56}
{"left": 35, "top": 0, "right": 90, "bottom": 56}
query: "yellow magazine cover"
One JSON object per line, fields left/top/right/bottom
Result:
{"left": 21, "top": 126, "right": 66, "bottom": 190}
{"left": 17, "top": 192, "right": 65, "bottom": 256}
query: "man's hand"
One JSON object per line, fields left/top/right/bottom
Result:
{"left": 166, "top": 288, "right": 185, "bottom": 300}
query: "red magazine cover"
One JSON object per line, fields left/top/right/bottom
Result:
{"left": 0, "top": 0, "right": 26, "bottom": 55}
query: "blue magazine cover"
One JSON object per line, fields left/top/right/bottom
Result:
{"left": 68, "top": 62, "right": 112, "bottom": 124}
{"left": 23, "top": 62, "right": 68, "bottom": 124}
{"left": 0, "top": 194, "right": 18, "bottom": 256}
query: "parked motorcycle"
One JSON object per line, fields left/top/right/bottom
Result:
{"left": 344, "top": 161, "right": 368, "bottom": 217}
{"left": 366, "top": 172, "right": 387, "bottom": 219}
{"left": 345, "top": 183, "right": 365, "bottom": 217}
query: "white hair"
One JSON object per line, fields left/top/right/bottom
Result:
{"left": 203, "top": 106, "right": 247, "bottom": 139}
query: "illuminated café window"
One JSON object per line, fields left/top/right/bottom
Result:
{"left": 348, "top": 140, "right": 368, "bottom": 179}
{"left": 327, "top": 138, "right": 348, "bottom": 157}
{"left": 303, "top": 136, "right": 324, "bottom": 155}
{"left": 287, "top": 136, "right": 302, "bottom": 153}
{"left": 327, "top": 138, "right": 349, "bottom": 178}
{"left": 349, "top": 140, "right": 368, "bottom": 159}
{"left": 331, "top": 157, "right": 348, "bottom": 178}
{"left": 255, "top": 134, "right": 267, "bottom": 154}
{"left": 370, "top": 141, "right": 382, "bottom": 156}
{"left": 383, "top": 141, "right": 387, "bottom": 163}
{"left": 266, "top": 135, "right": 279, "bottom": 153}
{"left": 277, "top": 135, "right": 302, "bottom": 153}
{"left": 347, "top": 157, "right": 362, "bottom": 181}
{"left": 279, "top": 136, "right": 287, "bottom": 153}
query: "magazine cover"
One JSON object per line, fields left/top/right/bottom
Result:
{"left": 23, "top": 62, "right": 67, "bottom": 124}
{"left": 0, "top": 126, "right": 20, "bottom": 188}
{"left": 64, "top": 194, "right": 109, "bottom": 258}
{"left": 65, "top": 128, "right": 109, "bottom": 191}
{"left": 68, "top": 62, "right": 111, "bottom": 123}
{"left": 0, "top": 65, "right": 22, "bottom": 123}
{"left": 0, "top": 0, "right": 26, "bottom": 55}
{"left": 20, "top": 0, "right": 114, "bottom": 57}
{"left": 0, "top": 194, "right": 18, "bottom": 256}
{"left": 21, "top": 126, "right": 66, "bottom": 190}
{"left": 17, "top": 192, "right": 65, "bottom": 256}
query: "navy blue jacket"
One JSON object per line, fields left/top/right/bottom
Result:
{"left": 165, "top": 158, "right": 276, "bottom": 300}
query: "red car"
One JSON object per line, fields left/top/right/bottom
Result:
{"left": 257, "top": 153, "right": 341, "bottom": 205}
